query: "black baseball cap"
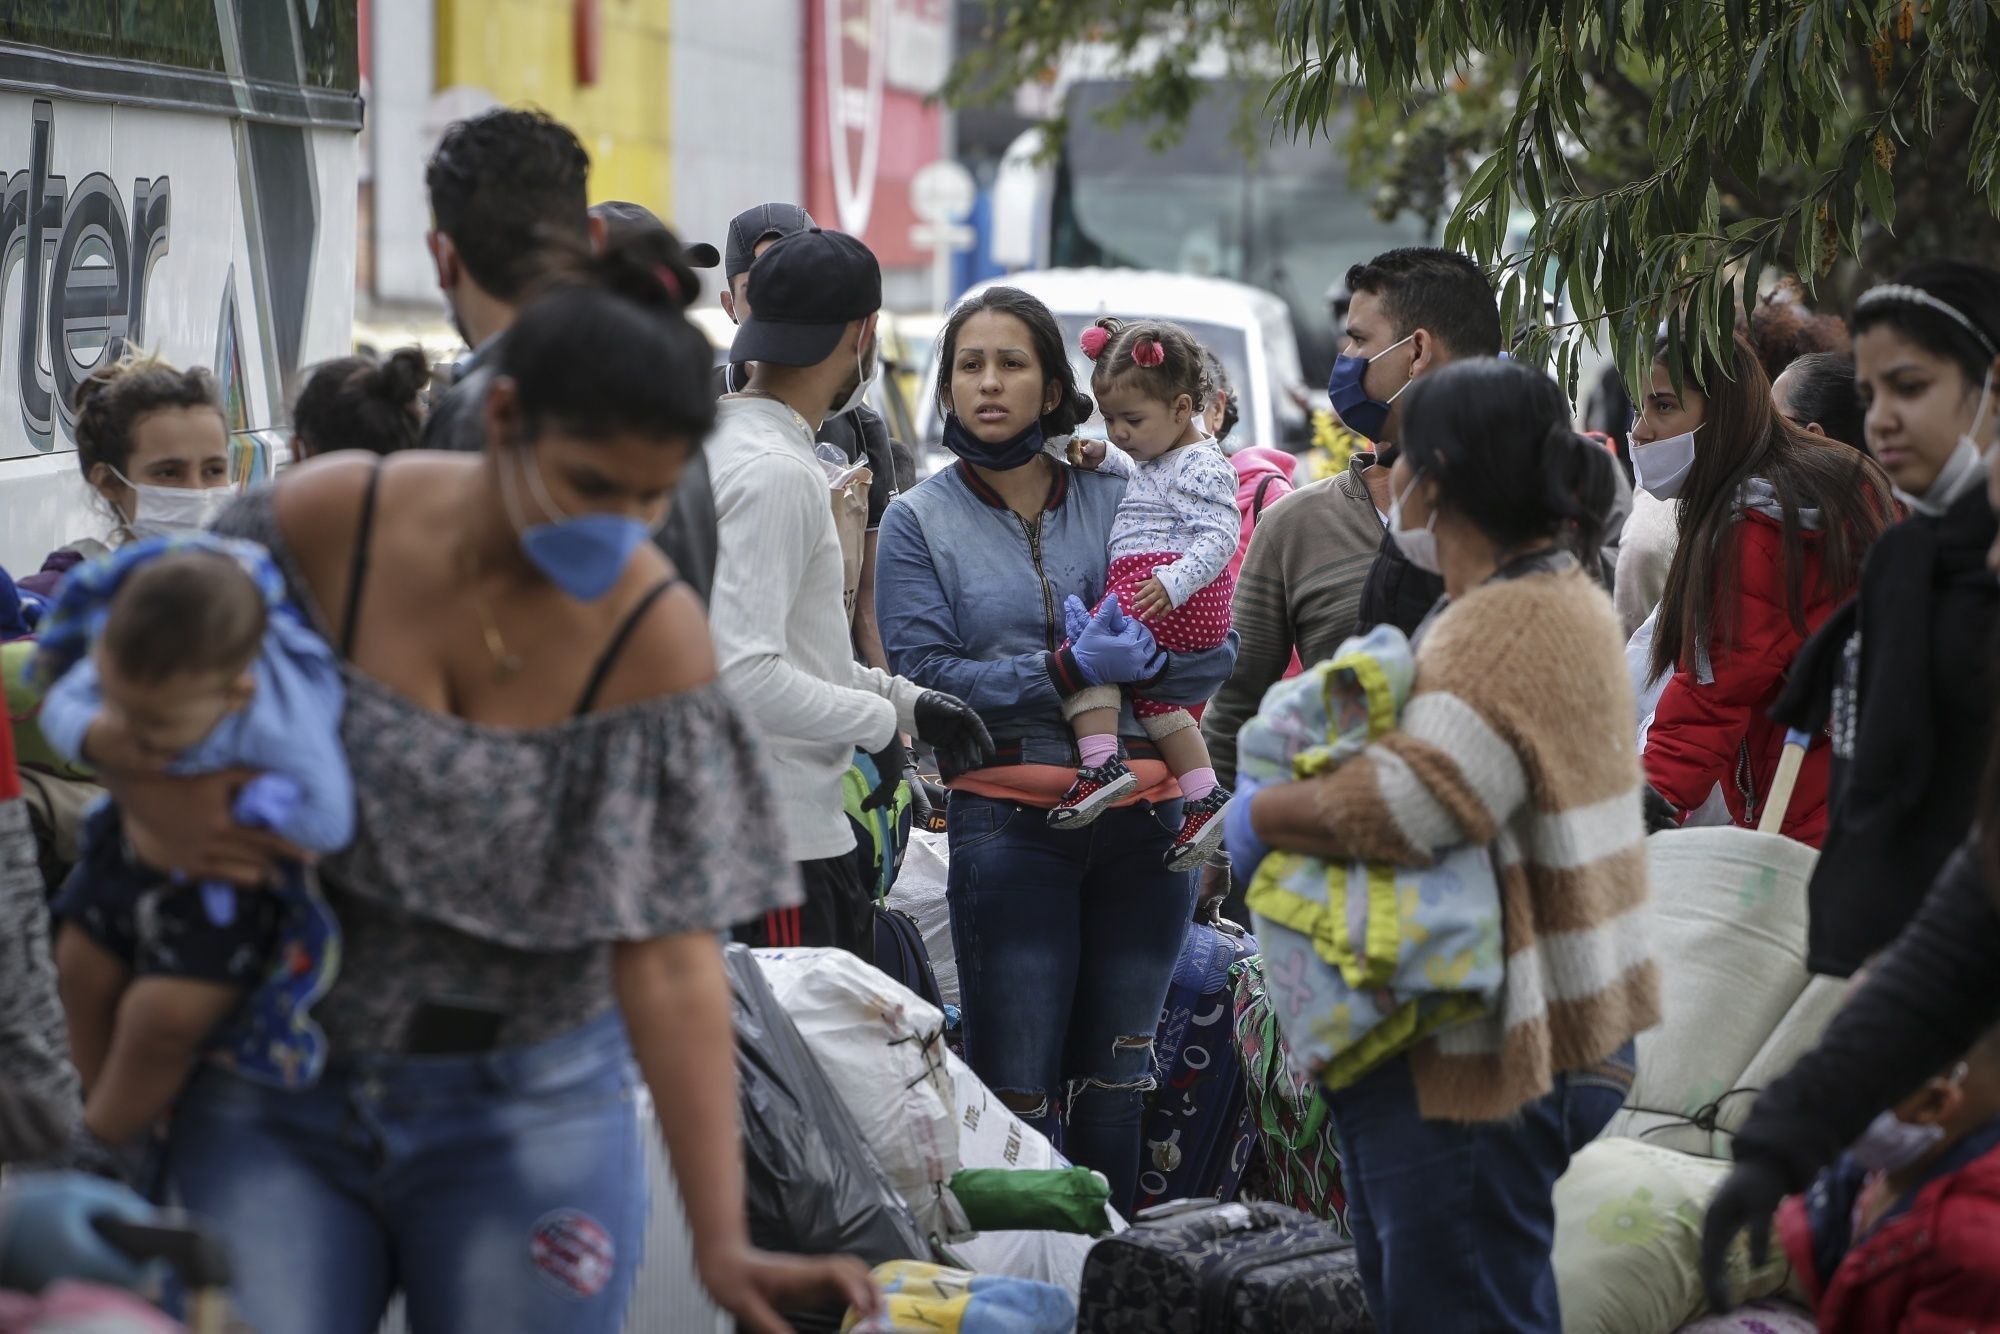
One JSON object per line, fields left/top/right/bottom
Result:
{"left": 718, "top": 202, "right": 817, "bottom": 279}
{"left": 589, "top": 200, "right": 719, "bottom": 269}
{"left": 728, "top": 228, "right": 881, "bottom": 368}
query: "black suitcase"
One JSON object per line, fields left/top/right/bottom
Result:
{"left": 1077, "top": 1200, "right": 1374, "bottom": 1333}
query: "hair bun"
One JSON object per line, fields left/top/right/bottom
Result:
{"left": 375, "top": 347, "right": 430, "bottom": 409}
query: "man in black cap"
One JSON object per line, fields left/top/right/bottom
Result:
{"left": 706, "top": 229, "right": 990, "bottom": 959}
{"left": 589, "top": 200, "right": 721, "bottom": 602}
{"left": 708, "top": 203, "right": 900, "bottom": 676}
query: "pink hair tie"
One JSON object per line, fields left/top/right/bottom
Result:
{"left": 1079, "top": 326, "right": 1111, "bottom": 360}
{"left": 1132, "top": 338, "right": 1165, "bottom": 368}
{"left": 651, "top": 263, "right": 683, "bottom": 302}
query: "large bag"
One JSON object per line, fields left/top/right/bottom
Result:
{"left": 1136, "top": 921, "right": 1258, "bottom": 1213}
{"left": 1552, "top": 1138, "right": 1793, "bottom": 1334}
{"left": 1601, "top": 742, "right": 1837, "bottom": 1157}
{"left": 1076, "top": 1200, "right": 1371, "bottom": 1333}
{"left": 1229, "top": 955, "right": 1346, "bottom": 1226}
{"left": 843, "top": 1261, "right": 1075, "bottom": 1334}
{"left": 756, "top": 949, "right": 968, "bottom": 1242}
{"left": 726, "top": 946, "right": 928, "bottom": 1267}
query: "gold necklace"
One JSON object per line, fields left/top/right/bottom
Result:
{"left": 459, "top": 544, "right": 523, "bottom": 683}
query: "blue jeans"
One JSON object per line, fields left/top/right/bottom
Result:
{"left": 1326, "top": 1042, "right": 1636, "bottom": 1333}
{"left": 946, "top": 792, "right": 1196, "bottom": 1214}
{"left": 165, "top": 1009, "right": 646, "bottom": 1334}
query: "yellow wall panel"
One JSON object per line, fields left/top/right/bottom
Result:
{"left": 434, "top": 0, "right": 675, "bottom": 218}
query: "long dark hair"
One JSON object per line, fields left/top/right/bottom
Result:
{"left": 933, "top": 286, "right": 1093, "bottom": 437}
{"left": 1650, "top": 331, "right": 1897, "bottom": 682}
{"left": 1399, "top": 358, "right": 1618, "bottom": 556}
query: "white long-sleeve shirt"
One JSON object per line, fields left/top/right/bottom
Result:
{"left": 707, "top": 395, "right": 924, "bottom": 861}
{"left": 1097, "top": 438, "right": 1240, "bottom": 607}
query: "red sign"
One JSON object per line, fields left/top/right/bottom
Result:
{"left": 804, "top": 0, "right": 943, "bottom": 271}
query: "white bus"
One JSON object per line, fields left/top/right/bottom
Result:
{"left": 0, "top": 3, "right": 361, "bottom": 576}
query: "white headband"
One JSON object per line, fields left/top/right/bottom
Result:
{"left": 1856, "top": 284, "right": 2000, "bottom": 359}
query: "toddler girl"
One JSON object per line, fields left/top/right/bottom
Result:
{"left": 1052, "top": 317, "right": 1238, "bottom": 871}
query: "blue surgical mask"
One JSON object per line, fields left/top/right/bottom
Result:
{"left": 1847, "top": 1109, "right": 1947, "bottom": 1173}
{"left": 500, "top": 445, "right": 653, "bottom": 602}
{"left": 1327, "top": 333, "right": 1415, "bottom": 442}
{"left": 942, "top": 412, "right": 1047, "bottom": 472}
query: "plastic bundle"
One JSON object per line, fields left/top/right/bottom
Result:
{"left": 726, "top": 945, "right": 928, "bottom": 1267}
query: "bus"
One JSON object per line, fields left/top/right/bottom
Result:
{"left": 990, "top": 77, "right": 1429, "bottom": 390}
{"left": 0, "top": 2, "right": 362, "bottom": 576}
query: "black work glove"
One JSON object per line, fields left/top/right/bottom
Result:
{"left": 0, "top": 1084, "right": 67, "bottom": 1165}
{"left": 1643, "top": 784, "right": 1681, "bottom": 835}
{"left": 1699, "top": 1157, "right": 1789, "bottom": 1313}
{"left": 863, "top": 737, "right": 913, "bottom": 812}
{"left": 913, "top": 692, "right": 996, "bottom": 775}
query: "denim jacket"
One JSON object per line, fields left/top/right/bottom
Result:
{"left": 876, "top": 457, "right": 1238, "bottom": 779}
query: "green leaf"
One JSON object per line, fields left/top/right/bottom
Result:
{"left": 1859, "top": 151, "right": 1897, "bottom": 233}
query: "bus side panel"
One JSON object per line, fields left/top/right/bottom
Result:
{"left": 0, "top": 92, "right": 357, "bottom": 575}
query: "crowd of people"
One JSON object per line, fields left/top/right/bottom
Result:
{"left": 1, "top": 99, "right": 1999, "bottom": 1334}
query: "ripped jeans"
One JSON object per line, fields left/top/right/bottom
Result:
{"left": 946, "top": 792, "right": 1196, "bottom": 1213}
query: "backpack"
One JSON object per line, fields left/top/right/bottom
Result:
{"left": 872, "top": 904, "right": 946, "bottom": 1017}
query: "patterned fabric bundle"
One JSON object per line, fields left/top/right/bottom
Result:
{"left": 1237, "top": 624, "right": 1504, "bottom": 1092}
{"left": 1230, "top": 954, "right": 1348, "bottom": 1227}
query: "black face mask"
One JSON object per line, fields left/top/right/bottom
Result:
{"left": 942, "top": 412, "right": 1046, "bottom": 471}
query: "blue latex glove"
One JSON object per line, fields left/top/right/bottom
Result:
{"left": 1064, "top": 594, "right": 1167, "bottom": 686}
{"left": 0, "top": 1171, "right": 157, "bottom": 1293}
{"left": 1222, "top": 776, "right": 1270, "bottom": 881}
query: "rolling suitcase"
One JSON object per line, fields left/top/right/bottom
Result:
{"left": 1077, "top": 1200, "right": 1373, "bottom": 1333}
{"left": 1136, "top": 920, "right": 1258, "bottom": 1212}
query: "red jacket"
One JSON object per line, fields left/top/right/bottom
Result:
{"left": 1643, "top": 510, "right": 1838, "bottom": 845}
{"left": 1781, "top": 1132, "right": 2000, "bottom": 1333}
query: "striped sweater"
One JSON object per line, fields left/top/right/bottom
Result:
{"left": 1298, "top": 564, "right": 1658, "bottom": 1120}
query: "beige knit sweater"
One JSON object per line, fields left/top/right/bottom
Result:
{"left": 1301, "top": 565, "right": 1659, "bottom": 1120}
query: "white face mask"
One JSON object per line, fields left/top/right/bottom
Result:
{"left": 112, "top": 468, "right": 235, "bottom": 539}
{"left": 828, "top": 338, "right": 881, "bottom": 420}
{"left": 1388, "top": 470, "right": 1441, "bottom": 575}
{"left": 1895, "top": 367, "right": 1995, "bottom": 518}
{"left": 1631, "top": 425, "right": 1699, "bottom": 501}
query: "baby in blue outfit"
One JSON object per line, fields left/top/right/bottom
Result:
{"left": 36, "top": 535, "right": 350, "bottom": 1157}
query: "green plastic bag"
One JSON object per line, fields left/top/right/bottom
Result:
{"left": 948, "top": 1167, "right": 1113, "bottom": 1236}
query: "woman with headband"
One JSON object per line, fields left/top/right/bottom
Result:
{"left": 1772, "top": 261, "right": 2000, "bottom": 979}
{"left": 1701, "top": 261, "right": 2000, "bottom": 1314}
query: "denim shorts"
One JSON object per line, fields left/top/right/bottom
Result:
{"left": 165, "top": 1008, "right": 646, "bottom": 1334}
